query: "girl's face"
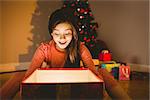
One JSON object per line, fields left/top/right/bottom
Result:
{"left": 52, "top": 22, "right": 73, "bottom": 51}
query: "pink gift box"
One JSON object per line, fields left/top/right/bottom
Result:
{"left": 21, "top": 68, "right": 104, "bottom": 99}
{"left": 119, "top": 65, "right": 130, "bottom": 80}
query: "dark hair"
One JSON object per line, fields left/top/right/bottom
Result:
{"left": 48, "top": 8, "right": 79, "bottom": 34}
{"left": 48, "top": 8, "right": 80, "bottom": 64}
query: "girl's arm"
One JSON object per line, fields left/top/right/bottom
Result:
{"left": 0, "top": 43, "right": 47, "bottom": 99}
{"left": 0, "top": 71, "right": 26, "bottom": 99}
{"left": 80, "top": 44, "right": 130, "bottom": 99}
{"left": 23, "top": 43, "right": 47, "bottom": 79}
{"left": 80, "top": 44, "right": 100, "bottom": 76}
{"left": 98, "top": 68, "right": 131, "bottom": 99}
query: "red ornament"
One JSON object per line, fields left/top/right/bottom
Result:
{"left": 80, "top": 30, "right": 84, "bottom": 34}
{"left": 90, "top": 44, "right": 93, "bottom": 47}
{"left": 80, "top": 8, "right": 85, "bottom": 13}
{"left": 92, "top": 36, "right": 94, "bottom": 39}
{"left": 63, "top": 5, "right": 66, "bottom": 7}
{"left": 71, "top": 4, "right": 75, "bottom": 6}
{"left": 90, "top": 13, "right": 93, "bottom": 16}
{"left": 86, "top": 38, "right": 90, "bottom": 42}
{"left": 84, "top": 37, "right": 87, "bottom": 41}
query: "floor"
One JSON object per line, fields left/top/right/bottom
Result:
{"left": 119, "top": 72, "right": 149, "bottom": 100}
{"left": 0, "top": 71, "right": 149, "bottom": 100}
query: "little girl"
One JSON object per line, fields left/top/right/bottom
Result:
{"left": 1, "top": 8, "right": 130, "bottom": 100}
{"left": 23, "top": 8, "right": 100, "bottom": 79}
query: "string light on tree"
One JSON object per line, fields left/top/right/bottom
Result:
{"left": 77, "top": 8, "right": 80, "bottom": 11}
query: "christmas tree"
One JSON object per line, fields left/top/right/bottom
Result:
{"left": 62, "top": 0, "right": 98, "bottom": 48}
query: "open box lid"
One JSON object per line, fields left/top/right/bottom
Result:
{"left": 22, "top": 68, "right": 103, "bottom": 84}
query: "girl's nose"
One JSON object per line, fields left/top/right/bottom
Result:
{"left": 60, "top": 34, "right": 66, "bottom": 39}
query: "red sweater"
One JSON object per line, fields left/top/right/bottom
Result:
{"left": 1, "top": 40, "right": 130, "bottom": 99}
{"left": 24, "top": 40, "right": 98, "bottom": 79}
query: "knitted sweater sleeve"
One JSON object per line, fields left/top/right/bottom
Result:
{"left": 80, "top": 43, "right": 100, "bottom": 76}
{"left": 80, "top": 44, "right": 130, "bottom": 99}
{"left": 1, "top": 43, "right": 48, "bottom": 99}
{"left": 24, "top": 43, "right": 47, "bottom": 79}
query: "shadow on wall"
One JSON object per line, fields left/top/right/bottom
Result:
{"left": 18, "top": 1, "right": 62, "bottom": 62}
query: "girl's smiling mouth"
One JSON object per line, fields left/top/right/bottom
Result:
{"left": 59, "top": 41, "right": 67, "bottom": 45}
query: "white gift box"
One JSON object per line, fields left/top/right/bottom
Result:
{"left": 21, "top": 68, "right": 104, "bottom": 99}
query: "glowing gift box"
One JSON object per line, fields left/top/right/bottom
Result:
{"left": 21, "top": 68, "right": 104, "bottom": 99}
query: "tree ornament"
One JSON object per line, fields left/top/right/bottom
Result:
{"left": 80, "top": 8, "right": 85, "bottom": 13}
{"left": 80, "top": 30, "right": 84, "bottom": 34}
{"left": 63, "top": 5, "right": 66, "bottom": 7}
{"left": 82, "top": 25, "right": 85, "bottom": 28}
{"left": 71, "top": 3, "right": 75, "bottom": 7}
{"left": 79, "top": 15, "right": 84, "bottom": 19}
{"left": 92, "top": 35, "right": 94, "bottom": 39}
{"left": 77, "top": 8, "right": 80, "bottom": 11}
{"left": 79, "top": 28, "right": 82, "bottom": 31}
{"left": 84, "top": 37, "right": 87, "bottom": 41}
{"left": 84, "top": 11, "right": 87, "bottom": 14}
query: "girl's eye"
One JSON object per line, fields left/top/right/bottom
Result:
{"left": 64, "top": 33, "right": 70, "bottom": 35}
{"left": 53, "top": 32, "right": 59, "bottom": 35}
{"left": 64, "top": 31, "right": 72, "bottom": 35}
{"left": 64, "top": 33, "right": 72, "bottom": 37}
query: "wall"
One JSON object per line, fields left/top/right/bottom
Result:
{"left": 0, "top": 0, "right": 149, "bottom": 66}
{"left": 0, "top": 1, "right": 2, "bottom": 64}
{"left": 1, "top": 0, "right": 62, "bottom": 64}
{"left": 1, "top": 1, "right": 36, "bottom": 64}
{"left": 90, "top": 0, "right": 149, "bottom": 65}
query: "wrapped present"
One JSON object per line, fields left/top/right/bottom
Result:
{"left": 99, "top": 50, "right": 112, "bottom": 61}
{"left": 100, "top": 61, "right": 120, "bottom": 79}
{"left": 119, "top": 65, "right": 130, "bottom": 80}
{"left": 101, "top": 61, "right": 120, "bottom": 72}
{"left": 111, "top": 67, "right": 119, "bottom": 79}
